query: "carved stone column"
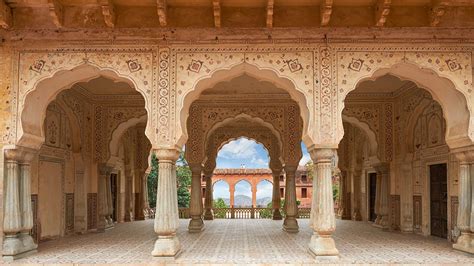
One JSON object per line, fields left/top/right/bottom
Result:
{"left": 283, "top": 165, "right": 299, "bottom": 233}
{"left": 124, "top": 168, "right": 132, "bottom": 222}
{"left": 188, "top": 164, "right": 204, "bottom": 232}
{"left": 308, "top": 148, "right": 339, "bottom": 259}
{"left": 336, "top": 170, "right": 345, "bottom": 218}
{"left": 73, "top": 153, "right": 87, "bottom": 233}
{"left": 374, "top": 163, "right": 390, "bottom": 229}
{"left": 352, "top": 169, "right": 362, "bottom": 221}
{"left": 97, "top": 164, "right": 109, "bottom": 231}
{"left": 271, "top": 166, "right": 283, "bottom": 220}
{"left": 106, "top": 170, "right": 114, "bottom": 227}
{"left": 152, "top": 149, "right": 181, "bottom": 257}
{"left": 230, "top": 185, "right": 235, "bottom": 218}
{"left": 3, "top": 148, "right": 38, "bottom": 260}
{"left": 453, "top": 149, "right": 474, "bottom": 254}
{"left": 203, "top": 170, "right": 214, "bottom": 220}
{"left": 400, "top": 159, "right": 414, "bottom": 232}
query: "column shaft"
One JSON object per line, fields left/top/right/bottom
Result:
{"left": 203, "top": 175, "right": 214, "bottom": 220}
{"left": 454, "top": 162, "right": 474, "bottom": 253}
{"left": 188, "top": 166, "right": 204, "bottom": 232}
{"left": 271, "top": 169, "right": 282, "bottom": 220}
{"left": 308, "top": 148, "right": 339, "bottom": 258}
{"left": 152, "top": 150, "right": 181, "bottom": 257}
{"left": 283, "top": 166, "right": 299, "bottom": 233}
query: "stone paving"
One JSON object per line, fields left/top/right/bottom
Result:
{"left": 13, "top": 219, "right": 474, "bottom": 264}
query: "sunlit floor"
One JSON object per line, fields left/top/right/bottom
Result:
{"left": 13, "top": 219, "right": 474, "bottom": 264}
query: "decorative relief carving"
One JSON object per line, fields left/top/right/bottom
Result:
{"left": 87, "top": 193, "right": 97, "bottom": 230}
{"left": 390, "top": 194, "right": 400, "bottom": 231}
{"left": 31, "top": 194, "right": 39, "bottom": 243}
{"left": 158, "top": 48, "right": 171, "bottom": 143}
{"left": 413, "top": 195, "right": 422, "bottom": 232}
{"left": 451, "top": 196, "right": 459, "bottom": 241}
{"left": 65, "top": 193, "right": 74, "bottom": 234}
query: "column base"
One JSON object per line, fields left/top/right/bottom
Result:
{"left": 272, "top": 209, "right": 283, "bottom": 220}
{"left": 203, "top": 209, "right": 214, "bottom": 220}
{"left": 2, "top": 234, "right": 38, "bottom": 261}
{"left": 152, "top": 235, "right": 181, "bottom": 257}
{"left": 188, "top": 217, "right": 204, "bottom": 233}
{"left": 352, "top": 210, "right": 362, "bottom": 221}
{"left": 308, "top": 233, "right": 339, "bottom": 258}
{"left": 283, "top": 216, "right": 299, "bottom": 233}
{"left": 453, "top": 232, "right": 474, "bottom": 254}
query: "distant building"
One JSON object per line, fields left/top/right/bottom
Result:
{"left": 201, "top": 167, "right": 313, "bottom": 208}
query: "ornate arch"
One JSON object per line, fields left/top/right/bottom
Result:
{"left": 337, "top": 55, "right": 472, "bottom": 148}
{"left": 108, "top": 114, "right": 148, "bottom": 163}
{"left": 17, "top": 54, "right": 153, "bottom": 149}
{"left": 169, "top": 51, "right": 313, "bottom": 148}
{"left": 342, "top": 114, "right": 379, "bottom": 158}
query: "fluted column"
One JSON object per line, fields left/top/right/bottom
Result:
{"left": 336, "top": 171, "right": 345, "bottom": 218}
{"left": 3, "top": 148, "right": 38, "bottom": 260}
{"left": 374, "top": 163, "right": 390, "bottom": 229}
{"left": 271, "top": 167, "right": 283, "bottom": 220}
{"left": 19, "top": 157, "right": 37, "bottom": 252}
{"left": 283, "top": 165, "right": 299, "bottom": 233}
{"left": 152, "top": 149, "right": 181, "bottom": 257}
{"left": 97, "top": 164, "right": 109, "bottom": 231}
{"left": 400, "top": 160, "right": 413, "bottom": 232}
{"left": 188, "top": 164, "right": 204, "bottom": 232}
{"left": 453, "top": 149, "right": 474, "bottom": 254}
{"left": 308, "top": 148, "right": 339, "bottom": 258}
{"left": 203, "top": 172, "right": 214, "bottom": 220}
{"left": 352, "top": 169, "right": 362, "bottom": 221}
{"left": 106, "top": 171, "right": 114, "bottom": 226}
{"left": 124, "top": 169, "right": 132, "bottom": 222}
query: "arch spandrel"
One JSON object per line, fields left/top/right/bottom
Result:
{"left": 16, "top": 51, "right": 155, "bottom": 149}
{"left": 335, "top": 50, "right": 473, "bottom": 148}
{"left": 170, "top": 47, "right": 315, "bottom": 149}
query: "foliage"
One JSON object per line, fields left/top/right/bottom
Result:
{"left": 213, "top": 198, "right": 228, "bottom": 218}
{"left": 147, "top": 152, "right": 192, "bottom": 209}
{"left": 147, "top": 154, "right": 159, "bottom": 208}
{"left": 305, "top": 160, "right": 314, "bottom": 180}
{"left": 333, "top": 182, "right": 340, "bottom": 202}
{"left": 176, "top": 152, "right": 191, "bottom": 208}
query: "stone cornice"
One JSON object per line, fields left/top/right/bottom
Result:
{"left": 2, "top": 27, "right": 474, "bottom": 45}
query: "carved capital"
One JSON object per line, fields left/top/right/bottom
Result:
{"left": 452, "top": 145, "right": 474, "bottom": 164}
{"left": 4, "top": 146, "right": 37, "bottom": 163}
{"left": 309, "top": 148, "right": 335, "bottom": 163}
{"left": 154, "top": 148, "right": 180, "bottom": 162}
{"left": 374, "top": 162, "right": 390, "bottom": 174}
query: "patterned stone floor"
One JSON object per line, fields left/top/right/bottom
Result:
{"left": 13, "top": 219, "right": 474, "bottom": 264}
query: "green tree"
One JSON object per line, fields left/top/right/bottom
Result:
{"left": 147, "top": 154, "right": 159, "bottom": 209}
{"left": 176, "top": 152, "right": 191, "bottom": 207}
{"left": 213, "top": 198, "right": 228, "bottom": 218}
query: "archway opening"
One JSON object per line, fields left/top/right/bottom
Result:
{"left": 340, "top": 73, "right": 455, "bottom": 241}
{"left": 29, "top": 74, "right": 151, "bottom": 246}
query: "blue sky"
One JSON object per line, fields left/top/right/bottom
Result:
{"left": 212, "top": 138, "right": 311, "bottom": 200}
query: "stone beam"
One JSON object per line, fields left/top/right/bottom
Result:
{"left": 48, "top": 0, "right": 63, "bottom": 28}
{"left": 266, "top": 0, "right": 274, "bottom": 28}
{"left": 320, "top": 0, "right": 333, "bottom": 26}
{"left": 430, "top": 0, "right": 449, "bottom": 26}
{"left": 212, "top": 0, "right": 221, "bottom": 28}
{"left": 0, "top": 0, "right": 11, "bottom": 29}
{"left": 375, "top": 0, "right": 391, "bottom": 27}
{"left": 157, "top": 0, "right": 167, "bottom": 27}
{"left": 100, "top": 0, "right": 116, "bottom": 28}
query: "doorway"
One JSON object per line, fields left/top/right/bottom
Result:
{"left": 430, "top": 163, "right": 448, "bottom": 238}
{"left": 368, "top": 172, "right": 377, "bottom": 222}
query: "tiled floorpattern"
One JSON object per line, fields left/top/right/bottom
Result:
{"left": 14, "top": 219, "right": 474, "bottom": 264}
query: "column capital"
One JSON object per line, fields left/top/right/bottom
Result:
{"left": 452, "top": 145, "right": 474, "bottom": 164}
{"left": 98, "top": 163, "right": 113, "bottom": 176}
{"left": 374, "top": 162, "right": 390, "bottom": 173}
{"left": 309, "top": 148, "right": 335, "bottom": 163}
{"left": 153, "top": 148, "right": 180, "bottom": 162}
{"left": 4, "top": 146, "right": 37, "bottom": 163}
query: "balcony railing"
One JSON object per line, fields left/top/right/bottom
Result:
{"left": 177, "top": 207, "right": 311, "bottom": 219}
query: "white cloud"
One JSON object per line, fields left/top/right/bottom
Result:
{"left": 256, "top": 180, "right": 273, "bottom": 198}
{"left": 299, "top": 153, "right": 312, "bottom": 166}
{"left": 218, "top": 138, "right": 260, "bottom": 159}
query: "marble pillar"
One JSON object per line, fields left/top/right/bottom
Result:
{"left": 188, "top": 164, "right": 204, "bottom": 232}
{"left": 3, "top": 148, "right": 37, "bottom": 261}
{"left": 283, "top": 165, "right": 299, "bottom": 233}
{"left": 106, "top": 171, "right": 114, "bottom": 227}
{"left": 400, "top": 161, "right": 414, "bottom": 232}
{"left": 374, "top": 163, "right": 390, "bottom": 230}
{"left": 73, "top": 153, "right": 87, "bottom": 233}
{"left": 308, "top": 148, "right": 339, "bottom": 259}
{"left": 152, "top": 149, "right": 181, "bottom": 257}
{"left": 124, "top": 170, "right": 132, "bottom": 222}
{"left": 97, "top": 164, "right": 109, "bottom": 231}
{"left": 337, "top": 171, "right": 347, "bottom": 219}
{"left": 453, "top": 149, "right": 474, "bottom": 254}
{"left": 203, "top": 172, "right": 214, "bottom": 220}
{"left": 271, "top": 167, "right": 283, "bottom": 220}
{"left": 352, "top": 169, "right": 362, "bottom": 221}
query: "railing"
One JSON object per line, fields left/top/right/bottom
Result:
{"left": 177, "top": 207, "right": 311, "bottom": 219}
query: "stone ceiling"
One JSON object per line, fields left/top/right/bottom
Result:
{"left": 1, "top": 0, "right": 474, "bottom": 29}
